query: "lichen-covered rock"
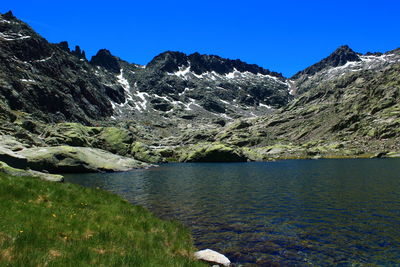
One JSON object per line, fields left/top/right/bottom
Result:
{"left": 18, "top": 146, "right": 150, "bottom": 173}
{"left": 130, "top": 142, "right": 162, "bottom": 163}
{"left": 94, "top": 127, "right": 133, "bottom": 155}
{"left": 42, "top": 123, "right": 135, "bottom": 156}
{"left": 0, "top": 135, "right": 27, "bottom": 151}
{"left": 43, "top": 123, "right": 95, "bottom": 147}
{"left": 181, "top": 143, "right": 247, "bottom": 162}
{"left": 227, "top": 119, "right": 252, "bottom": 130}
{"left": 0, "top": 160, "right": 63, "bottom": 182}
{"left": 0, "top": 135, "right": 29, "bottom": 169}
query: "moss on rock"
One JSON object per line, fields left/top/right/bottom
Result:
{"left": 130, "top": 142, "right": 162, "bottom": 163}
{"left": 180, "top": 143, "right": 247, "bottom": 162}
{"left": 95, "top": 127, "right": 133, "bottom": 155}
{"left": 18, "top": 146, "right": 150, "bottom": 173}
{"left": 0, "top": 160, "right": 63, "bottom": 182}
{"left": 43, "top": 123, "right": 94, "bottom": 147}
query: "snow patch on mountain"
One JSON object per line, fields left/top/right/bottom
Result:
{"left": 178, "top": 87, "right": 192, "bottom": 96}
{"left": 184, "top": 98, "right": 201, "bottom": 111}
{"left": 134, "top": 91, "right": 149, "bottom": 111}
{"left": 174, "top": 66, "right": 191, "bottom": 77}
{"left": 33, "top": 53, "right": 55, "bottom": 63}
{"left": 287, "top": 80, "right": 297, "bottom": 95}
{"left": 116, "top": 69, "right": 134, "bottom": 105}
{"left": 20, "top": 78, "right": 36, "bottom": 83}
{"left": 0, "top": 32, "right": 31, "bottom": 41}
{"left": 168, "top": 65, "right": 286, "bottom": 85}
{"left": 306, "top": 52, "right": 400, "bottom": 82}
{"left": 259, "top": 103, "right": 272, "bottom": 109}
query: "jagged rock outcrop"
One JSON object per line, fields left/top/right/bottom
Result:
{"left": 90, "top": 49, "right": 121, "bottom": 73}
{"left": 71, "top": 45, "right": 86, "bottom": 60}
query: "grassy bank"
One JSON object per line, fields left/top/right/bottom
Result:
{"left": 0, "top": 173, "right": 206, "bottom": 266}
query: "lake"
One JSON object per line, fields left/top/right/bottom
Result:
{"left": 64, "top": 159, "right": 400, "bottom": 266}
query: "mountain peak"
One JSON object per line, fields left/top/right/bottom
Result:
{"left": 292, "top": 45, "right": 361, "bottom": 79}
{"left": 90, "top": 49, "right": 121, "bottom": 73}
{"left": 3, "top": 10, "right": 15, "bottom": 20}
{"left": 331, "top": 45, "right": 359, "bottom": 58}
{"left": 336, "top": 44, "right": 351, "bottom": 50}
{"left": 146, "top": 51, "right": 188, "bottom": 72}
{"left": 57, "top": 41, "right": 70, "bottom": 52}
{"left": 71, "top": 45, "right": 86, "bottom": 60}
{"left": 147, "top": 51, "right": 284, "bottom": 79}
{"left": 56, "top": 42, "right": 86, "bottom": 60}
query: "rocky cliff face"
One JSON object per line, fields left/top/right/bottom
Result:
{"left": 0, "top": 11, "right": 118, "bottom": 124}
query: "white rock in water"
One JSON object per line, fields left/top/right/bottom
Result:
{"left": 194, "top": 249, "right": 231, "bottom": 266}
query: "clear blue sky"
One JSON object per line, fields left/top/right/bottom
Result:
{"left": 2, "top": 0, "right": 399, "bottom": 77}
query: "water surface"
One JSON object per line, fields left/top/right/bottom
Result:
{"left": 65, "top": 159, "right": 400, "bottom": 266}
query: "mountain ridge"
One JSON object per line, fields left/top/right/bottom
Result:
{"left": 291, "top": 45, "right": 361, "bottom": 79}
{"left": 1, "top": 10, "right": 400, "bottom": 166}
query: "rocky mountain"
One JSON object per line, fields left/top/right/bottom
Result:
{"left": 221, "top": 62, "right": 400, "bottom": 158}
{"left": 0, "top": 11, "right": 291, "bottom": 128}
{"left": 111, "top": 50, "right": 291, "bottom": 122}
{"left": 0, "top": 11, "right": 119, "bottom": 124}
{"left": 1, "top": 10, "right": 400, "bottom": 168}
{"left": 290, "top": 45, "right": 400, "bottom": 95}
{"left": 292, "top": 45, "right": 361, "bottom": 79}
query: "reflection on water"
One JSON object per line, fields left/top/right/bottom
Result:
{"left": 65, "top": 159, "right": 400, "bottom": 265}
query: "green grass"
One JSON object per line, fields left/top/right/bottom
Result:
{"left": 0, "top": 173, "right": 206, "bottom": 267}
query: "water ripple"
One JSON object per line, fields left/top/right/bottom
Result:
{"left": 65, "top": 159, "right": 400, "bottom": 266}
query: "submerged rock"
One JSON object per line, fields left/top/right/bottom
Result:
{"left": 17, "top": 146, "right": 151, "bottom": 173}
{"left": 0, "top": 161, "right": 63, "bottom": 182}
{"left": 194, "top": 249, "right": 231, "bottom": 266}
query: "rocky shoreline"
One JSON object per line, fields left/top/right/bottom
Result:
{"left": 1, "top": 113, "right": 400, "bottom": 181}
{"left": 1, "top": 124, "right": 398, "bottom": 184}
